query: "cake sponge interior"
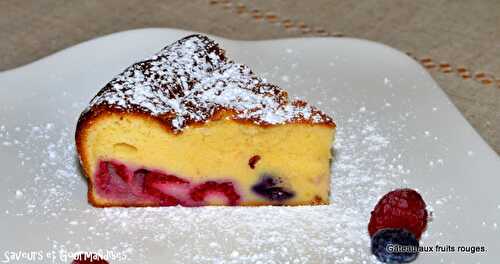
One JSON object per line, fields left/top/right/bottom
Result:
{"left": 78, "top": 113, "right": 334, "bottom": 206}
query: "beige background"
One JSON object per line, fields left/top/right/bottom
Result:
{"left": 1, "top": 0, "right": 498, "bottom": 153}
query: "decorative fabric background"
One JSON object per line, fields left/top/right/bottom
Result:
{"left": 1, "top": 0, "right": 498, "bottom": 153}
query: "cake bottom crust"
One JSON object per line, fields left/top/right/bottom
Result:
{"left": 87, "top": 160, "right": 328, "bottom": 207}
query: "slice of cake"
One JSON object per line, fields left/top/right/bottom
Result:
{"left": 75, "top": 35, "right": 335, "bottom": 207}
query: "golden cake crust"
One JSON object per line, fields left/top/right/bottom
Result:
{"left": 76, "top": 34, "right": 334, "bottom": 134}
{"left": 76, "top": 34, "right": 335, "bottom": 169}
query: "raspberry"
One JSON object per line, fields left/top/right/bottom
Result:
{"left": 95, "top": 161, "right": 129, "bottom": 194}
{"left": 141, "top": 170, "right": 189, "bottom": 206}
{"left": 131, "top": 169, "right": 148, "bottom": 196}
{"left": 72, "top": 253, "right": 108, "bottom": 264}
{"left": 368, "top": 188, "right": 428, "bottom": 239}
{"left": 150, "top": 171, "right": 189, "bottom": 185}
{"left": 109, "top": 161, "right": 129, "bottom": 182}
{"left": 190, "top": 181, "right": 240, "bottom": 205}
{"left": 95, "top": 161, "right": 111, "bottom": 191}
{"left": 144, "top": 185, "right": 180, "bottom": 206}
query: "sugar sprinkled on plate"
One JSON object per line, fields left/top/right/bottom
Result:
{"left": 2, "top": 107, "right": 414, "bottom": 263}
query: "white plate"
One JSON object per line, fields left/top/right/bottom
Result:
{"left": 0, "top": 28, "right": 498, "bottom": 264}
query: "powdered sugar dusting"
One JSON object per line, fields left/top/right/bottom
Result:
{"left": 2, "top": 109, "right": 413, "bottom": 263}
{"left": 3, "top": 34, "right": 500, "bottom": 263}
{"left": 86, "top": 35, "right": 332, "bottom": 131}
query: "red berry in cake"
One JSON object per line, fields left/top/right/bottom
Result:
{"left": 131, "top": 169, "right": 148, "bottom": 195}
{"left": 151, "top": 171, "right": 190, "bottom": 185}
{"left": 110, "top": 161, "right": 130, "bottom": 182}
{"left": 368, "top": 188, "right": 428, "bottom": 239}
{"left": 144, "top": 185, "right": 180, "bottom": 206}
{"left": 248, "top": 155, "right": 261, "bottom": 169}
{"left": 95, "top": 162, "right": 111, "bottom": 191}
{"left": 72, "top": 253, "right": 108, "bottom": 264}
{"left": 142, "top": 170, "right": 189, "bottom": 206}
{"left": 95, "top": 161, "right": 130, "bottom": 194}
{"left": 190, "top": 181, "right": 240, "bottom": 205}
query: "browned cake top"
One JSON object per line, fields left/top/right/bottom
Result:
{"left": 84, "top": 35, "right": 334, "bottom": 132}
